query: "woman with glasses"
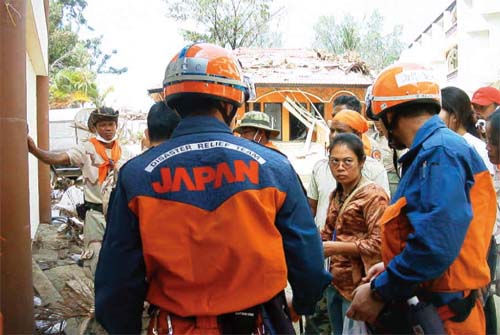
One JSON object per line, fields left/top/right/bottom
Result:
{"left": 321, "top": 133, "right": 389, "bottom": 335}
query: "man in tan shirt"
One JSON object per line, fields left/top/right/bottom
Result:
{"left": 28, "top": 107, "right": 130, "bottom": 277}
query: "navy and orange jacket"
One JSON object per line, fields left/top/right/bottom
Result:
{"left": 373, "top": 115, "right": 497, "bottom": 300}
{"left": 95, "top": 116, "right": 332, "bottom": 333}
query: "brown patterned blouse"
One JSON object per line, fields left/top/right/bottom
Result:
{"left": 321, "top": 180, "right": 389, "bottom": 301}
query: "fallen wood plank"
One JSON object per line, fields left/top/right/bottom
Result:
{"left": 32, "top": 259, "right": 61, "bottom": 306}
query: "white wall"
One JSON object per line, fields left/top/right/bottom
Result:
{"left": 399, "top": 0, "right": 500, "bottom": 94}
{"left": 27, "top": 57, "right": 40, "bottom": 239}
{"left": 26, "top": 0, "right": 48, "bottom": 76}
{"left": 26, "top": 0, "right": 48, "bottom": 238}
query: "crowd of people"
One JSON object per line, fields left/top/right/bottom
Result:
{"left": 28, "top": 43, "right": 500, "bottom": 335}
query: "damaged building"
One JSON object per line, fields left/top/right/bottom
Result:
{"left": 233, "top": 48, "right": 373, "bottom": 143}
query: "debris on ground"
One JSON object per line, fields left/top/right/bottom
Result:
{"left": 33, "top": 179, "right": 93, "bottom": 334}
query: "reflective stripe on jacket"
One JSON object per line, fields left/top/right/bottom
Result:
{"left": 95, "top": 116, "right": 332, "bottom": 333}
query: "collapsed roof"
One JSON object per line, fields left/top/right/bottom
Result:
{"left": 234, "top": 48, "right": 373, "bottom": 86}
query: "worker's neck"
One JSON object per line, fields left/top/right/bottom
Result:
{"left": 456, "top": 126, "right": 467, "bottom": 136}
{"left": 149, "top": 140, "right": 164, "bottom": 147}
{"left": 189, "top": 109, "right": 229, "bottom": 125}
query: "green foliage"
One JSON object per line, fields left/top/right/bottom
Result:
{"left": 314, "top": 15, "right": 360, "bottom": 54}
{"left": 49, "top": 68, "right": 98, "bottom": 108}
{"left": 49, "top": 68, "right": 115, "bottom": 108}
{"left": 49, "top": 0, "right": 127, "bottom": 75}
{"left": 48, "top": 0, "right": 127, "bottom": 108}
{"left": 48, "top": 0, "right": 126, "bottom": 108}
{"left": 49, "top": 0, "right": 88, "bottom": 74}
{"left": 313, "top": 9, "right": 404, "bottom": 72}
{"left": 166, "top": 0, "right": 283, "bottom": 49}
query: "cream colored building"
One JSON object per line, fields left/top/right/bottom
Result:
{"left": 26, "top": 0, "right": 49, "bottom": 238}
{"left": 399, "top": 0, "right": 500, "bottom": 92}
{"left": 0, "top": 0, "right": 49, "bottom": 329}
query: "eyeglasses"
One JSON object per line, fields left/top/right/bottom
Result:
{"left": 329, "top": 157, "right": 355, "bottom": 168}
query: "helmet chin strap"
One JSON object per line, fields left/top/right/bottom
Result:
{"left": 217, "top": 102, "right": 238, "bottom": 126}
{"left": 252, "top": 131, "right": 263, "bottom": 144}
{"left": 381, "top": 112, "right": 403, "bottom": 179}
{"left": 381, "top": 112, "right": 405, "bottom": 151}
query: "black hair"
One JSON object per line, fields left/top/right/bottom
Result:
{"left": 147, "top": 102, "right": 181, "bottom": 142}
{"left": 168, "top": 96, "right": 221, "bottom": 115}
{"left": 168, "top": 95, "right": 238, "bottom": 124}
{"left": 441, "top": 86, "right": 480, "bottom": 138}
{"left": 489, "top": 109, "right": 500, "bottom": 146}
{"left": 333, "top": 95, "right": 362, "bottom": 113}
{"left": 328, "top": 133, "right": 366, "bottom": 163}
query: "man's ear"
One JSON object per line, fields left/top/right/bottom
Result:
{"left": 141, "top": 129, "right": 152, "bottom": 150}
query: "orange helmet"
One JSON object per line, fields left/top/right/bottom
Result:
{"left": 163, "top": 43, "right": 248, "bottom": 109}
{"left": 365, "top": 63, "right": 441, "bottom": 120}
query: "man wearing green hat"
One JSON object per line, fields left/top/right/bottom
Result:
{"left": 233, "top": 111, "right": 281, "bottom": 152}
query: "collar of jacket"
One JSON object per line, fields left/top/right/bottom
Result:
{"left": 171, "top": 115, "right": 233, "bottom": 138}
{"left": 398, "top": 115, "right": 446, "bottom": 165}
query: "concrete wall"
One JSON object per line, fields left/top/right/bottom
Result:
{"left": 27, "top": 57, "right": 41, "bottom": 238}
{"left": 400, "top": 0, "right": 500, "bottom": 93}
{"left": 26, "top": 0, "right": 48, "bottom": 76}
{"left": 26, "top": 0, "right": 48, "bottom": 238}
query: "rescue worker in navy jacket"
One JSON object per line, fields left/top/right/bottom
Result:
{"left": 95, "top": 43, "right": 332, "bottom": 334}
{"left": 347, "top": 64, "right": 496, "bottom": 335}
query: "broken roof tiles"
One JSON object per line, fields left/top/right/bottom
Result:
{"left": 234, "top": 48, "right": 373, "bottom": 86}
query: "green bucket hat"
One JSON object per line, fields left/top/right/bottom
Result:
{"left": 233, "top": 111, "right": 280, "bottom": 138}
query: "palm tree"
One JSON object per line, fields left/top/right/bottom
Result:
{"left": 49, "top": 68, "right": 107, "bottom": 108}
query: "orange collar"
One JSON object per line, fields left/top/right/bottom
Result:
{"left": 265, "top": 141, "right": 281, "bottom": 152}
{"left": 89, "top": 137, "right": 122, "bottom": 184}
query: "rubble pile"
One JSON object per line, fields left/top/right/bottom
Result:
{"left": 234, "top": 48, "right": 372, "bottom": 85}
{"left": 32, "top": 180, "right": 94, "bottom": 334}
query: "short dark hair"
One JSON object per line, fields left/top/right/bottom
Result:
{"left": 441, "top": 87, "right": 480, "bottom": 138}
{"left": 147, "top": 102, "right": 181, "bottom": 142}
{"left": 333, "top": 95, "right": 362, "bottom": 113}
{"left": 169, "top": 96, "right": 233, "bottom": 117}
{"left": 489, "top": 109, "right": 500, "bottom": 146}
{"left": 328, "top": 133, "right": 366, "bottom": 163}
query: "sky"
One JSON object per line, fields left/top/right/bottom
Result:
{"left": 84, "top": 0, "right": 452, "bottom": 112}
